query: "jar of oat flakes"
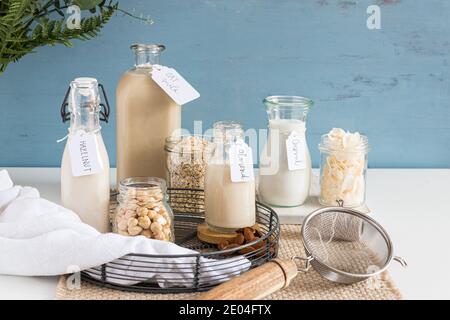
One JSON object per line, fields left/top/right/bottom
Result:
{"left": 164, "top": 135, "right": 214, "bottom": 190}
{"left": 114, "top": 177, "right": 174, "bottom": 241}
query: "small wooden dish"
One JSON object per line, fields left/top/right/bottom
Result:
{"left": 197, "top": 223, "right": 240, "bottom": 244}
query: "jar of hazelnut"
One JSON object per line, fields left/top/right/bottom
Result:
{"left": 113, "top": 177, "right": 175, "bottom": 242}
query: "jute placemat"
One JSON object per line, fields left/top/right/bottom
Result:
{"left": 55, "top": 224, "right": 402, "bottom": 300}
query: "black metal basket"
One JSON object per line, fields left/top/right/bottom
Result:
{"left": 81, "top": 188, "right": 280, "bottom": 293}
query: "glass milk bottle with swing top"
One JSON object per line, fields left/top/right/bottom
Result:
{"left": 116, "top": 44, "right": 181, "bottom": 184}
{"left": 61, "top": 78, "right": 111, "bottom": 233}
{"left": 258, "top": 96, "right": 313, "bottom": 207}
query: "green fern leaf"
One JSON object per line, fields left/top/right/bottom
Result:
{"left": 1, "top": 1, "right": 127, "bottom": 74}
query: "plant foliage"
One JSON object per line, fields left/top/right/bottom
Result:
{"left": 0, "top": 0, "right": 150, "bottom": 73}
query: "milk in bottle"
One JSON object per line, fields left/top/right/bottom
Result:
{"left": 116, "top": 44, "right": 181, "bottom": 184}
{"left": 61, "top": 77, "right": 111, "bottom": 233}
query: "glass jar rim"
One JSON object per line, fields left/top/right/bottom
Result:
{"left": 164, "top": 134, "right": 215, "bottom": 154}
{"left": 318, "top": 133, "right": 370, "bottom": 154}
{"left": 264, "top": 95, "right": 313, "bottom": 110}
{"left": 119, "top": 177, "right": 167, "bottom": 192}
{"left": 130, "top": 44, "right": 165, "bottom": 53}
{"left": 212, "top": 120, "right": 244, "bottom": 142}
{"left": 213, "top": 120, "right": 243, "bottom": 130}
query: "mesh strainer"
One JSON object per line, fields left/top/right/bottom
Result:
{"left": 198, "top": 206, "right": 407, "bottom": 299}
{"left": 294, "top": 206, "right": 407, "bottom": 284}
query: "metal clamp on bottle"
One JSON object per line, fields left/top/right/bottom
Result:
{"left": 60, "top": 83, "right": 111, "bottom": 123}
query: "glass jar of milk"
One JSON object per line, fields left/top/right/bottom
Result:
{"left": 258, "top": 96, "right": 313, "bottom": 207}
{"left": 205, "top": 121, "right": 256, "bottom": 233}
{"left": 60, "top": 78, "right": 111, "bottom": 233}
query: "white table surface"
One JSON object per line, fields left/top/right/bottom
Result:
{"left": 1, "top": 167, "right": 449, "bottom": 300}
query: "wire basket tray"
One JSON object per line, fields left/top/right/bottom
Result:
{"left": 81, "top": 188, "right": 280, "bottom": 294}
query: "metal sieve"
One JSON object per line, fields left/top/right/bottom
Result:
{"left": 198, "top": 205, "right": 407, "bottom": 299}
{"left": 294, "top": 206, "right": 407, "bottom": 284}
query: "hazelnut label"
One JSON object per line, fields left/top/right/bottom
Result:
{"left": 151, "top": 65, "right": 200, "bottom": 105}
{"left": 286, "top": 131, "right": 306, "bottom": 171}
{"left": 68, "top": 130, "right": 102, "bottom": 177}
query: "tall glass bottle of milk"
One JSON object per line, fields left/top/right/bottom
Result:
{"left": 205, "top": 121, "right": 256, "bottom": 233}
{"left": 61, "top": 77, "right": 111, "bottom": 233}
{"left": 116, "top": 44, "right": 181, "bottom": 184}
{"left": 258, "top": 96, "right": 313, "bottom": 207}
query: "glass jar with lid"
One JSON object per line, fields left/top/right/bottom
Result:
{"left": 113, "top": 177, "right": 174, "bottom": 241}
{"left": 318, "top": 128, "right": 370, "bottom": 208}
{"left": 204, "top": 121, "right": 256, "bottom": 233}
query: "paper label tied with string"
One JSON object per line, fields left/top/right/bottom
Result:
{"left": 286, "top": 131, "right": 306, "bottom": 171}
{"left": 68, "top": 130, "right": 102, "bottom": 177}
{"left": 151, "top": 65, "right": 200, "bottom": 105}
{"left": 229, "top": 141, "right": 254, "bottom": 183}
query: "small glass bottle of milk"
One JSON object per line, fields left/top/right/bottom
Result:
{"left": 60, "top": 78, "right": 111, "bottom": 233}
{"left": 258, "top": 96, "right": 313, "bottom": 207}
{"left": 205, "top": 121, "right": 256, "bottom": 233}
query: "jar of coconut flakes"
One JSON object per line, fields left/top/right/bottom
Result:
{"left": 318, "top": 128, "right": 370, "bottom": 208}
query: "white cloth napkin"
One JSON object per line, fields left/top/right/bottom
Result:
{"left": 0, "top": 170, "right": 250, "bottom": 287}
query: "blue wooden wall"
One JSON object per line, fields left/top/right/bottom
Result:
{"left": 0, "top": 0, "right": 449, "bottom": 168}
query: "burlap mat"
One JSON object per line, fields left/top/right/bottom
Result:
{"left": 55, "top": 224, "right": 402, "bottom": 300}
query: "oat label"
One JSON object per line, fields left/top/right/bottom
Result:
{"left": 286, "top": 131, "right": 306, "bottom": 171}
{"left": 151, "top": 65, "right": 200, "bottom": 105}
{"left": 229, "top": 141, "right": 254, "bottom": 182}
{"left": 68, "top": 130, "right": 102, "bottom": 177}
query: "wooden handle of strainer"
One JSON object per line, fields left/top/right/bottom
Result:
{"left": 197, "top": 259, "right": 298, "bottom": 300}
